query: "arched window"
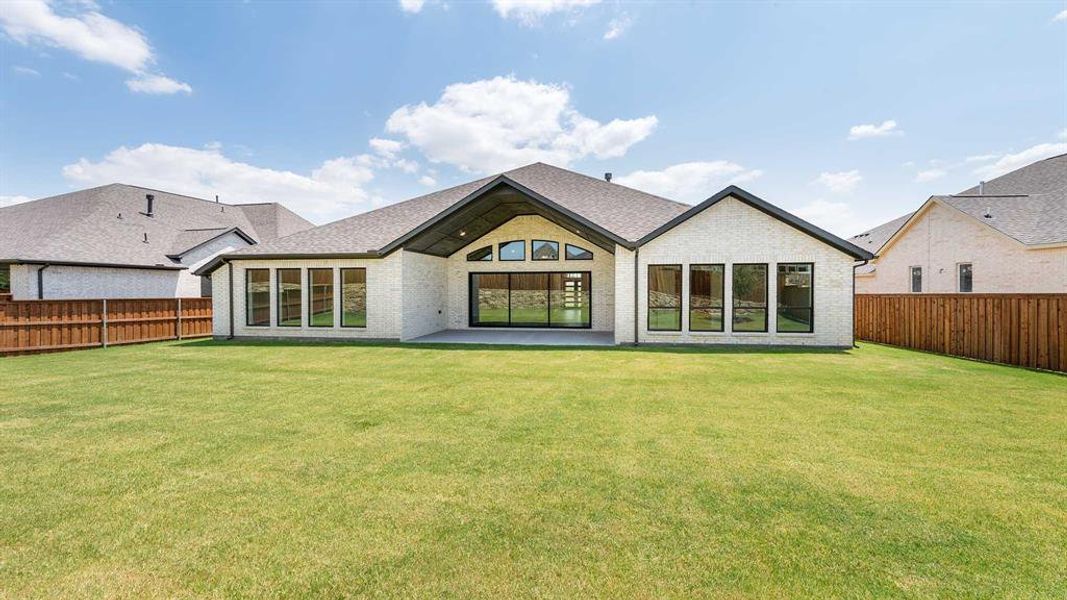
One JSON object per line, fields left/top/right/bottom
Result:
{"left": 565, "top": 243, "right": 593, "bottom": 260}
{"left": 466, "top": 246, "right": 492, "bottom": 261}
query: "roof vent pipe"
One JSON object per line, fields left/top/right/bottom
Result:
{"left": 978, "top": 181, "right": 985, "bottom": 195}
{"left": 984, "top": 207, "right": 992, "bottom": 219}
{"left": 143, "top": 232, "right": 149, "bottom": 243}
{"left": 604, "top": 172, "right": 612, "bottom": 182}
{"left": 145, "top": 194, "right": 154, "bottom": 216}
{"left": 215, "top": 194, "right": 219, "bottom": 203}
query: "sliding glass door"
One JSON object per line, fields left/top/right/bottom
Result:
{"left": 470, "top": 272, "right": 591, "bottom": 328}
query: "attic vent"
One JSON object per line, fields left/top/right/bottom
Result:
{"left": 604, "top": 172, "right": 612, "bottom": 182}
{"left": 144, "top": 194, "right": 155, "bottom": 217}
{"left": 983, "top": 207, "right": 993, "bottom": 219}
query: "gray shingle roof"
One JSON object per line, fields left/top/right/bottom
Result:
{"left": 850, "top": 153, "right": 1067, "bottom": 252}
{"left": 230, "top": 162, "right": 691, "bottom": 257}
{"left": 0, "top": 183, "right": 313, "bottom": 268}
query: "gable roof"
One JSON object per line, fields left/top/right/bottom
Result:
{"left": 0, "top": 183, "right": 313, "bottom": 269}
{"left": 850, "top": 153, "right": 1067, "bottom": 254}
{"left": 218, "top": 162, "right": 871, "bottom": 268}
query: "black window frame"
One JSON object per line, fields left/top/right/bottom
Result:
{"left": 910, "top": 266, "right": 922, "bottom": 293}
{"left": 466, "top": 245, "right": 492, "bottom": 262}
{"left": 0, "top": 263, "right": 10, "bottom": 294}
{"left": 276, "top": 268, "right": 302, "bottom": 327}
{"left": 647, "top": 264, "right": 683, "bottom": 332}
{"left": 776, "top": 262, "right": 814, "bottom": 334}
{"left": 468, "top": 271, "right": 592, "bottom": 329}
{"left": 245, "top": 268, "right": 270, "bottom": 327}
{"left": 308, "top": 267, "right": 334, "bottom": 328}
{"left": 340, "top": 267, "right": 367, "bottom": 329}
{"left": 564, "top": 243, "right": 593, "bottom": 261}
{"left": 498, "top": 240, "right": 525, "bottom": 262}
{"left": 958, "top": 263, "right": 972, "bottom": 293}
{"left": 531, "top": 240, "right": 559, "bottom": 261}
{"left": 688, "top": 263, "right": 725, "bottom": 332}
{"left": 731, "top": 263, "right": 769, "bottom": 333}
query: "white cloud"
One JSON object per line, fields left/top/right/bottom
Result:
{"left": 60, "top": 143, "right": 381, "bottom": 223}
{"left": 369, "top": 137, "right": 406, "bottom": 159}
{"left": 973, "top": 142, "right": 1067, "bottom": 180}
{"left": 399, "top": 0, "right": 425, "bottom": 13}
{"left": 1058, "top": 128, "right": 1067, "bottom": 141}
{"left": 0, "top": 0, "right": 190, "bottom": 94}
{"left": 603, "top": 14, "right": 631, "bottom": 40}
{"left": 13, "top": 65, "right": 40, "bottom": 76}
{"left": 385, "top": 75, "right": 657, "bottom": 173}
{"left": 491, "top": 0, "right": 602, "bottom": 25}
{"left": 1054, "top": 9, "right": 1067, "bottom": 22}
{"left": 812, "top": 170, "right": 862, "bottom": 193}
{"left": 914, "top": 168, "right": 946, "bottom": 183}
{"left": 793, "top": 199, "right": 877, "bottom": 238}
{"left": 418, "top": 175, "right": 437, "bottom": 186}
{"left": 965, "top": 153, "right": 998, "bottom": 163}
{"left": 1, "top": 194, "right": 33, "bottom": 207}
{"left": 125, "top": 74, "right": 192, "bottom": 95}
{"left": 614, "top": 161, "right": 763, "bottom": 203}
{"left": 847, "top": 120, "right": 901, "bottom": 140}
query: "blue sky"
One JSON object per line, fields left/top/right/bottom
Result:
{"left": 1, "top": 0, "right": 1065, "bottom": 236}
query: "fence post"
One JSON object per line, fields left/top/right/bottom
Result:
{"left": 101, "top": 298, "right": 109, "bottom": 348}
{"left": 177, "top": 298, "right": 183, "bottom": 340}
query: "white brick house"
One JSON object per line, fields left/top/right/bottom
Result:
{"left": 199, "top": 163, "right": 873, "bottom": 347}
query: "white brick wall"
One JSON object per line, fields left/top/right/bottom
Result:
{"left": 216, "top": 254, "right": 402, "bottom": 339}
{"left": 176, "top": 232, "right": 250, "bottom": 297}
{"left": 444, "top": 215, "right": 615, "bottom": 331}
{"left": 856, "top": 201, "right": 1067, "bottom": 294}
{"left": 630, "top": 195, "right": 855, "bottom": 347}
{"left": 401, "top": 251, "right": 447, "bottom": 340}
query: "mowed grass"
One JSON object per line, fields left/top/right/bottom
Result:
{"left": 0, "top": 341, "right": 1064, "bottom": 598}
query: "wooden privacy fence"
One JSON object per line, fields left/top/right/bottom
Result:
{"left": 0, "top": 297, "right": 212, "bottom": 355}
{"left": 855, "top": 294, "right": 1067, "bottom": 373}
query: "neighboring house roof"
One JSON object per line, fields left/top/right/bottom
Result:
{"left": 0, "top": 183, "right": 313, "bottom": 269}
{"left": 213, "top": 162, "right": 871, "bottom": 271}
{"left": 234, "top": 202, "right": 316, "bottom": 241}
{"left": 850, "top": 153, "right": 1067, "bottom": 254}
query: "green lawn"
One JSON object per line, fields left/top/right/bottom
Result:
{"left": 1, "top": 341, "right": 1064, "bottom": 598}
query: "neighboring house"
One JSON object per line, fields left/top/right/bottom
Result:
{"left": 0, "top": 184, "right": 313, "bottom": 300}
{"left": 851, "top": 154, "right": 1067, "bottom": 294}
{"left": 197, "top": 163, "right": 873, "bottom": 346}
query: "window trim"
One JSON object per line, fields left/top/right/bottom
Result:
{"left": 647, "top": 264, "right": 683, "bottom": 332}
{"left": 339, "top": 267, "right": 367, "bottom": 329}
{"left": 466, "top": 245, "right": 493, "bottom": 262}
{"left": 498, "top": 240, "right": 525, "bottom": 262}
{"left": 731, "top": 263, "right": 769, "bottom": 334}
{"left": 307, "top": 267, "right": 335, "bottom": 328}
{"left": 276, "top": 268, "right": 302, "bottom": 327}
{"left": 910, "top": 266, "right": 922, "bottom": 293}
{"left": 468, "top": 271, "right": 592, "bottom": 329}
{"left": 688, "top": 264, "right": 724, "bottom": 332}
{"left": 531, "top": 239, "right": 560, "bottom": 261}
{"left": 564, "top": 243, "right": 593, "bottom": 261}
{"left": 957, "top": 262, "right": 973, "bottom": 293}
{"left": 776, "top": 262, "right": 814, "bottom": 334}
{"left": 244, "top": 268, "right": 270, "bottom": 327}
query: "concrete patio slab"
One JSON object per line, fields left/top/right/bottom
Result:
{"left": 408, "top": 329, "right": 615, "bottom": 346}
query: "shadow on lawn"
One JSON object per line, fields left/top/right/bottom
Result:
{"left": 177, "top": 337, "right": 851, "bottom": 356}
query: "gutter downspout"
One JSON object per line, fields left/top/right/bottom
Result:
{"left": 227, "top": 260, "right": 234, "bottom": 340}
{"left": 851, "top": 260, "right": 868, "bottom": 348}
{"left": 36, "top": 264, "right": 50, "bottom": 299}
{"left": 632, "top": 247, "right": 639, "bottom": 346}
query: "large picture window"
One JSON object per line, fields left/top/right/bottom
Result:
{"left": 777, "top": 263, "right": 813, "bottom": 333}
{"left": 648, "top": 264, "right": 682, "bottom": 331}
{"left": 245, "top": 269, "right": 269, "bottom": 326}
{"left": 689, "top": 264, "right": 724, "bottom": 332}
{"left": 732, "top": 263, "right": 767, "bottom": 332}
{"left": 341, "top": 268, "right": 367, "bottom": 328}
{"left": 276, "top": 268, "right": 302, "bottom": 327}
{"left": 469, "top": 272, "right": 590, "bottom": 328}
{"left": 309, "top": 268, "right": 334, "bottom": 327}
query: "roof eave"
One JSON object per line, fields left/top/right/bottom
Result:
{"left": 193, "top": 251, "right": 384, "bottom": 276}
{"left": 2, "top": 258, "right": 186, "bottom": 271}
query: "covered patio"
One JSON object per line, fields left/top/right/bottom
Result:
{"left": 408, "top": 329, "right": 615, "bottom": 346}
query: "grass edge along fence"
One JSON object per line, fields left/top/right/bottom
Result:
{"left": 0, "top": 297, "right": 211, "bottom": 355}
{"left": 855, "top": 293, "right": 1066, "bottom": 373}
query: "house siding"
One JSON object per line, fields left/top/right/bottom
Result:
{"left": 217, "top": 255, "right": 402, "bottom": 340}
{"left": 855, "top": 201, "right": 1067, "bottom": 294}
{"left": 401, "top": 250, "right": 448, "bottom": 340}
{"left": 634, "top": 195, "right": 854, "bottom": 347}
{"left": 444, "top": 215, "right": 615, "bottom": 331}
